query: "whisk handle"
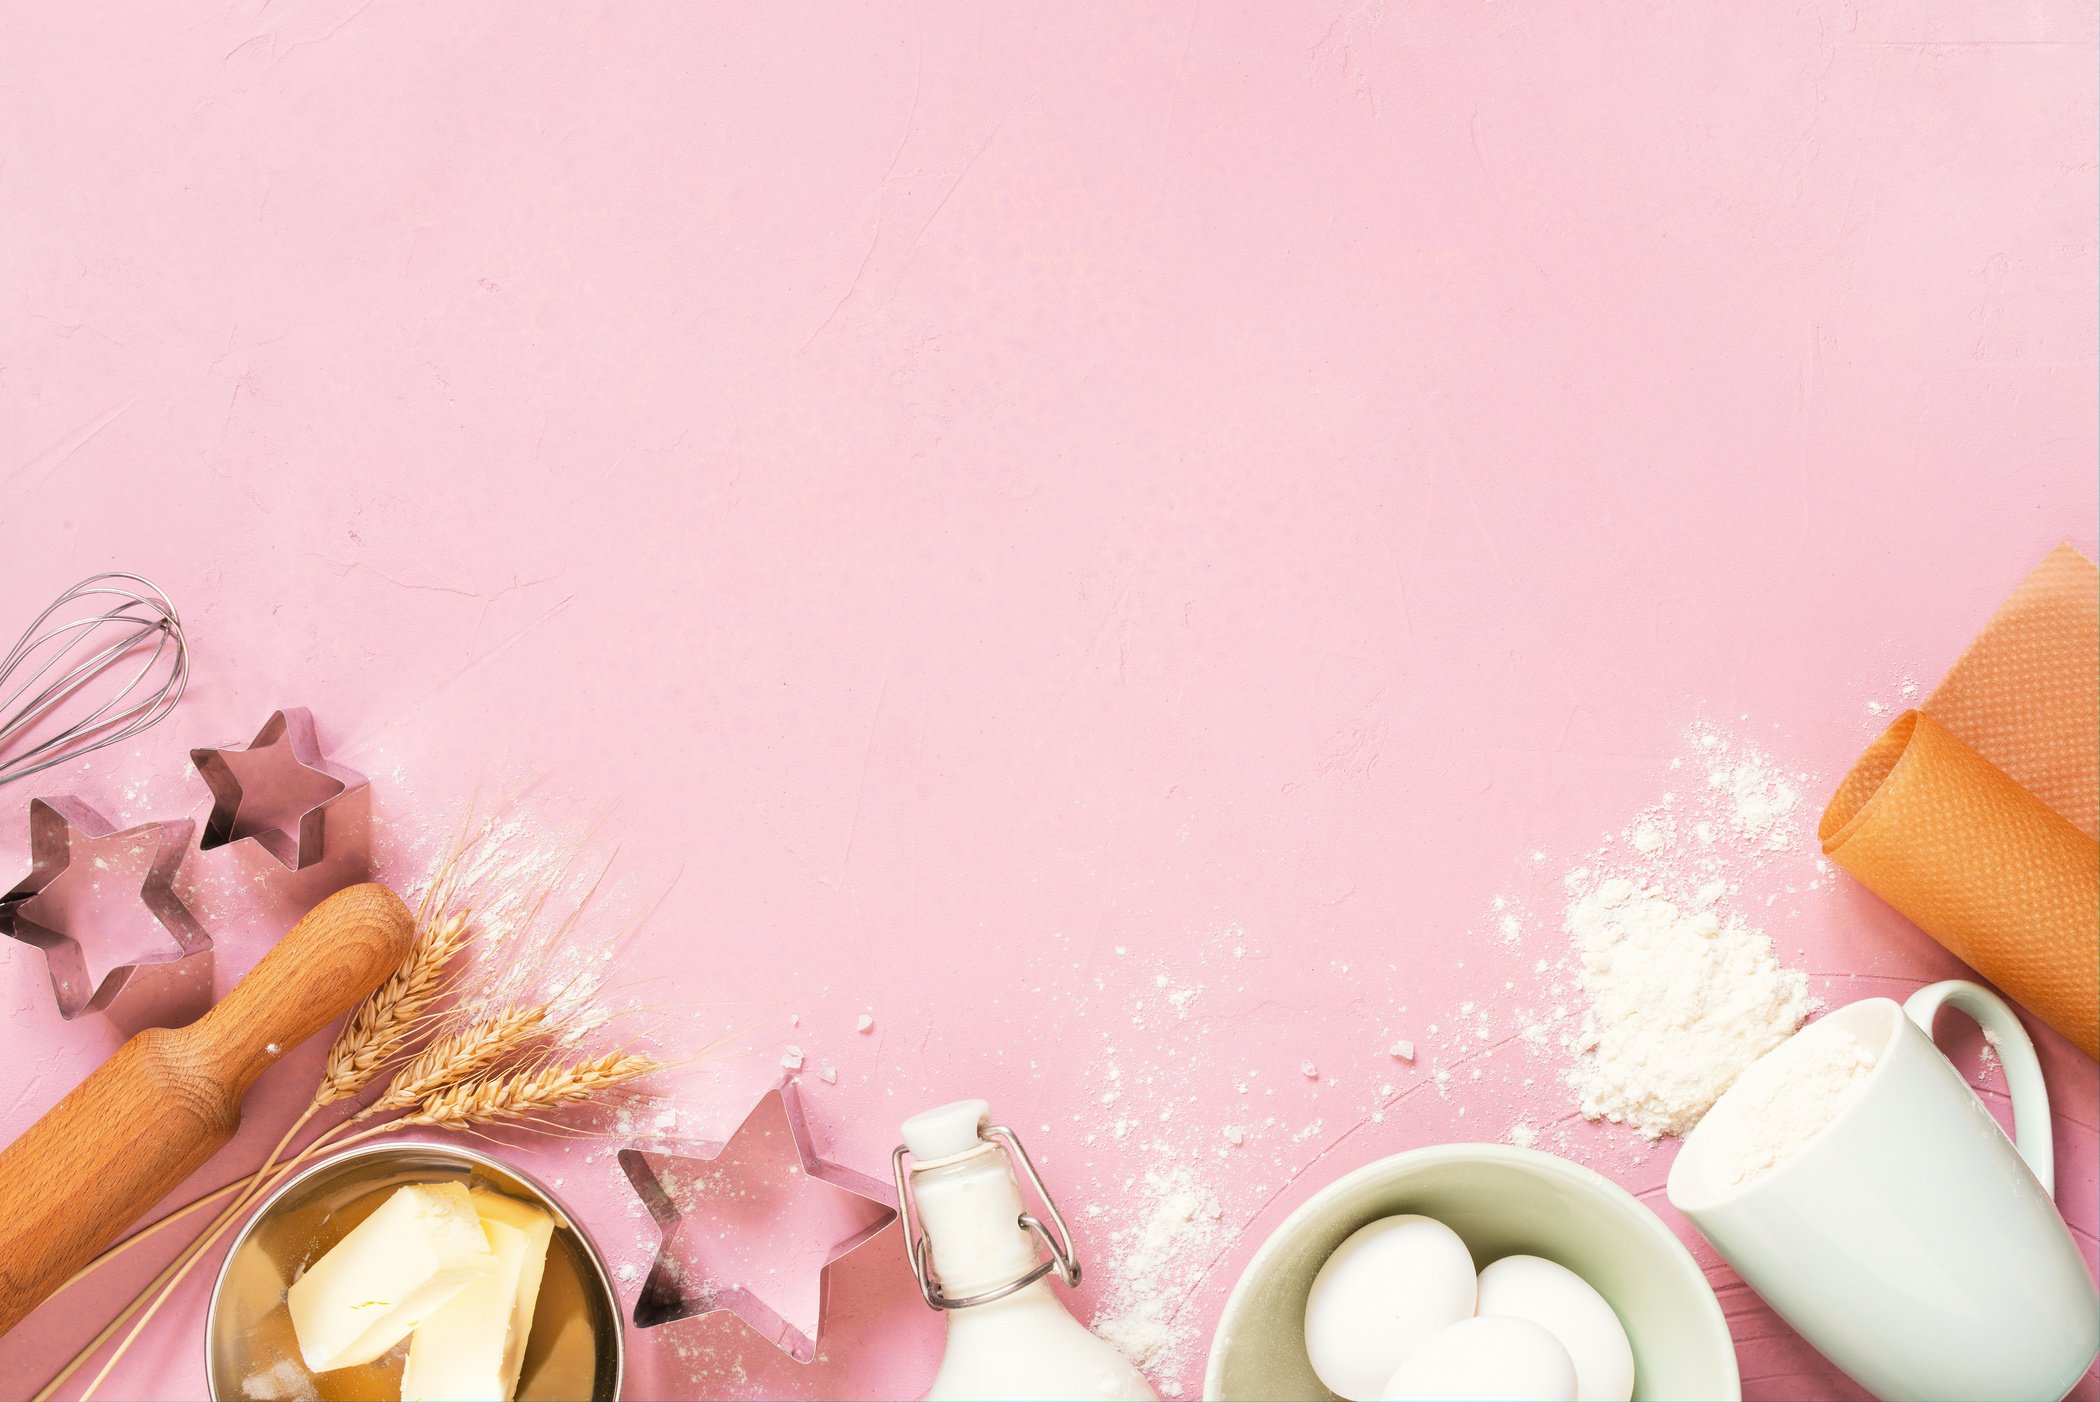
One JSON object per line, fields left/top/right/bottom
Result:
{"left": 0, "top": 883, "right": 414, "bottom": 1338}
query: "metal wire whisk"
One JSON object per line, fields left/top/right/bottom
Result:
{"left": 0, "top": 573, "right": 189, "bottom": 787}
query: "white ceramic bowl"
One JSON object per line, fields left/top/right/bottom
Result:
{"left": 205, "top": 1139, "right": 623, "bottom": 1401}
{"left": 1204, "top": 1144, "right": 1740, "bottom": 1401}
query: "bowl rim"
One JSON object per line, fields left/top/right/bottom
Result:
{"left": 1201, "top": 1141, "right": 1740, "bottom": 1401}
{"left": 202, "top": 1136, "right": 625, "bottom": 1402}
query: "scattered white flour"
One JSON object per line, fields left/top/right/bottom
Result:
{"left": 1691, "top": 1023, "right": 1879, "bottom": 1191}
{"left": 1490, "top": 722, "right": 1829, "bottom": 1141}
{"left": 1068, "top": 944, "right": 1262, "bottom": 1398}
{"left": 1691, "top": 723, "right": 1801, "bottom": 852}
{"left": 1092, "top": 1164, "right": 1223, "bottom": 1393}
{"left": 1978, "top": 1028, "right": 2002, "bottom": 1076}
{"left": 1567, "top": 877, "right": 1812, "bottom": 1138}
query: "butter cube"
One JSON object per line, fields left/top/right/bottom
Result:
{"left": 287, "top": 1182, "right": 496, "bottom": 1373}
{"left": 401, "top": 1190, "right": 555, "bottom": 1402}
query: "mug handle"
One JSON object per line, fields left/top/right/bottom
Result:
{"left": 1902, "top": 979, "right": 2054, "bottom": 1198}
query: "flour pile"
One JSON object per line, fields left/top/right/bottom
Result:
{"left": 1567, "top": 878, "right": 1811, "bottom": 1138}
{"left": 1558, "top": 724, "right": 1820, "bottom": 1139}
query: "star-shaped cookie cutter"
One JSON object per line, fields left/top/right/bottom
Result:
{"left": 191, "top": 707, "right": 367, "bottom": 871}
{"left": 0, "top": 795, "right": 210, "bottom": 1020}
{"left": 618, "top": 1077, "right": 900, "bottom": 1363}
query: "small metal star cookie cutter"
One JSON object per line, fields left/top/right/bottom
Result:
{"left": 618, "top": 1076, "right": 900, "bottom": 1362}
{"left": 191, "top": 707, "right": 367, "bottom": 871}
{"left": 0, "top": 795, "right": 210, "bottom": 1020}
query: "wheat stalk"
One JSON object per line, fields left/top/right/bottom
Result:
{"left": 310, "top": 803, "right": 496, "bottom": 1106}
{"left": 371, "top": 1003, "right": 550, "bottom": 1112}
{"left": 50, "top": 910, "right": 478, "bottom": 1300}
{"left": 46, "top": 808, "right": 666, "bottom": 1402}
{"left": 313, "top": 909, "right": 470, "bottom": 1107}
{"left": 408, "top": 1051, "right": 663, "bottom": 1129}
{"left": 64, "top": 1042, "right": 661, "bottom": 1402}
{"left": 68, "top": 1051, "right": 662, "bottom": 1402}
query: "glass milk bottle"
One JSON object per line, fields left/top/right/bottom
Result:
{"left": 894, "top": 1100, "right": 1157, "bottom": 1402}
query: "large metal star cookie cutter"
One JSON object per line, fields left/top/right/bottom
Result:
{"left": 618, "top": 1076, "right": 900, "bottom": 1363}
{"left": 0, "top": 795, "right": 210, "bottom": 1020}
{"left": 191, "top": 707, "right": 367, "bottom": 871}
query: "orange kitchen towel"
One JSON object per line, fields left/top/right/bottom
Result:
{"left": 1821, "top": 544, "right": 2100, "bottom": 1061}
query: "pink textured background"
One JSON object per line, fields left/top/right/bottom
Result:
{"left": 2, "top": 2, "right": 2095, "bottom": 1399}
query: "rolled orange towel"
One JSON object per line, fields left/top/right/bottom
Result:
{"left": 1820, "top": 544, "right": 2100, "bottom": 1061}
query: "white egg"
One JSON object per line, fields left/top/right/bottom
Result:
{"left": 1476, "top": 1255, "right": 1635, "bottom": 1402}
{"left": 1379, "top": 1315, "right": 1578, "bottom": 1401}
{"left": 1304, "top": 1214, "right": 1477, "bottom": 1401}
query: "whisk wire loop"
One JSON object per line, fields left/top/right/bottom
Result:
{"left": 0, "top": 574, "right": 189, "bottom": 787}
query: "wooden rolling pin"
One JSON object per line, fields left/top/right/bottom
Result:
{"left": 0, "top": 882, "right": 414, "bottom": 1337}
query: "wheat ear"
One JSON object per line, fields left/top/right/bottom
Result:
{"left": 52, "top": 902, "right": 472, "bottom": 1399}
{"left": 408, "top": 1051, "right": 662, "bottom": 1129}
{"left": 314, "top": 909, "right": 470, "bottom": 1107}
{"left": 55, "top": 913, "right": 471, "bottom": 1295}
{"left": 66, "top": 1051, "right": 662, "bottom": 1399}
{"left": 369, "top": 1003, "right": 550, "bottom": 1113}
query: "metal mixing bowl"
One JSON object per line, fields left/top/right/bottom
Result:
{"left": 205, "top": 1139, "right": 623, "bottom": 1401}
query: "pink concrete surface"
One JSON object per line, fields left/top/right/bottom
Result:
{"left": 1, "top": 2, "right": 2095, "bottom": 1399}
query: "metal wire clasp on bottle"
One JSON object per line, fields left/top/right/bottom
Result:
{"left": 892, "top": 1122, "right": 1082, "bottom": 1310}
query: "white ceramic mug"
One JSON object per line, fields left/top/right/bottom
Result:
{"left": 1667, "top": 980, "right": 2098, "bottom": 1402}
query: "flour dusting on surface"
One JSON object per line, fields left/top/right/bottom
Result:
{"left": 1559, "top": 723, "right": 1819, "bottom": 1138}
{"left": 1092, "top": 1162, "right": 1224, "bottom": 1395}
{"left": 1066, "top": 944, "right": 1257, "bottom": 1398}
{"left": 1693, "top": 724, "right": 1802, "bottom": 851}
{"left": 1566, "top": 877, "right": 1812, "bottom": 1138}
{"left": 1435, "top": 722, "right": 1823, "bottom": 1143}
